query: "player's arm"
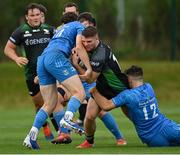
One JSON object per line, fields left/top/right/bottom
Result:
{"left": 4, "top": 41, "right": 28, "bottom": 67}
{"left": 90, "top": 87, "right": 116, "bottom": 111}
{"left": 75, "top": 34, "right": 92, "bottom": 79}
{"left": 71, "top": 52, "right": 100, "bottom": 83}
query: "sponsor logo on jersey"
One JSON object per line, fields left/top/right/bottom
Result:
{"left": 43, "top": 29, "right": 50, "bottom": 34}
{"left": 25, "top": 38, "right": 50, "bottom": 45}
{"left": 24, "top": 31, "right": 32, "bottom": 37}
{"left": 32, "top": 29, "right": 40, "bottom": 32}
{"left": 90, "top": 61, "right": 100, "bottom": 67}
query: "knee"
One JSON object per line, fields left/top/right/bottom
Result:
{"left": 85, "top": 112, "right": 96, "bottom": 122}
{"left": 74, "top": 89, "right": 86, "bottom": 103}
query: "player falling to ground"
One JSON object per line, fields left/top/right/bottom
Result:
{"left": 91, "top": 65, "right": 180, "bottom": 147}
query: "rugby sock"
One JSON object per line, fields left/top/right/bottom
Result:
{"left": 86, "top": 135, "right": 94, "bottom": 144}
{"left": 36, "top": 108, "right": 49, "bottom": 128}
{"left": 78, "top": 104, "right": 87, "bottom": 122}
{"left": 33, "top": 108, "right": 48, "bottom": 130}
{"left": 49, "top": 113, "right": 59, "bottom": 131}
{"left": 29, "top": 126, "right": 39, "bottom": 141}
{"left": 100, "top": 112, "right": 123, "bottom": 140}
{"left": 66, "top": 96, "right": 81, "bottom": 113}
{"left": 53, "top": 110, "right": 69, "bottom": 134}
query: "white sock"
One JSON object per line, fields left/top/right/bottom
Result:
{"left": 64, "top": 111, "right": 74, "bottom": 121}
{"left": 29, "top": 126, "right": 39, "bottom": 141}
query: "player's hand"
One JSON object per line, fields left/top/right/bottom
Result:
{"left": 71, "top": 49, "right": 79, "bottom": 66}
{"left": 89, "top": 87, "right": 97, "bottom": 94}
{"left": 34, "top": 76, "right": 39, "bottom": 84}
{"left": 15, "top": 57, "right": 28, "bottom": 67}
{"left": 79, "top": 68, "right": 92, "bottom": 82}
{"left": 71, "top": 47, "right": 77, "bottom": 55}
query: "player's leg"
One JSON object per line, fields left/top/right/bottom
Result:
{"left": 77, "top": 97, "right": 100, "bottom": 148}
{"left": 23, "top": 84, "right": 58, "bottom": 149}
{"left": 32, "top": 92, "right": 54, "bottom": 140}
{"left": 60, "top": 74, "right": 86, "bottom": 134}
{"left": 160, "top": 121, "right": 180, "bottom": 146}
{"left": 23, "top": 53, "right": 57, "bottom": 149}
{"left": 26, "top": 79, "right": 57, "bottom": 140}
{"left": 51, "top": 86, "right": 72, "bottom": 144}
{"left": 98, "top": 111, "right": 127, "bottom": 146}
{"left": 77, "top": 82, "right": 96, "bottom": 126}
{"left": 77, "top": 101, "right": 87, "bottom": 126}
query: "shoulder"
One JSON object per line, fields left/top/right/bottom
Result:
{"left": 13, "top": 23, "right": 30, "bottom": 34}
{"left": 93, "top": 42, "right": 110, "bottom": 60}
{"left": 41, "top": 23, "right": 55, "bottom": 30}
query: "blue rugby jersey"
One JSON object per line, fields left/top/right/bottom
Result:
{"left": 112, "top": 83, "right": 171, "bottom": 143}
{"left": 43, "top": 21, "right": 84, "bottom": 57}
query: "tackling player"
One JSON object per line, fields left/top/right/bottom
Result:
{"left": 91, "top": 65, "right": 180, "bottom": 147}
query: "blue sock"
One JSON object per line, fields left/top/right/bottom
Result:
{"left": 66, "top": 96, "right": 81, "bottom": 113}
{"left": 53, "top": 110, "right": 69, "bottom": 134}
{"left": 33, "top": 109, "right": 48, "bottom": 130}
{"left": 100, "top": 112, "right": 123, "bottom": 140}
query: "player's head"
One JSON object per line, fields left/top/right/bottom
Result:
{"left": 78, "top": 12, "right": 96, "bottom": 27}
{"left": 61, "top": 12, "right": 78, "bottom": 24}
{"left": 38, "top": 4, "right": 47, "bottom": 24}
{"left": 81, "top": 26, "right": 99, "bottom": 52}
{"left": 25, "top": 3, "right": 42, "bottom": 27}
{"left": 125, "top": 65, "right": 143, "bottom": 88}
{"left": 63, "top": 2, "right": 79, "bottom": 15}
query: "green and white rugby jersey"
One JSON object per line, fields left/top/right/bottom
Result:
{"left": 9, "top": 23, "right": 55, "bottom": 80}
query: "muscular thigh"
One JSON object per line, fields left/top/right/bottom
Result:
{"left": 86, "top": 98, "right": 101, "bottom": 119}
{"left": 61, "top": 75, "right": 85, "bottom": 101}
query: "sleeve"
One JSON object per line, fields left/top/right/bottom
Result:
{"left": 112, "top": 91, "right": 128, "bottom": 107}
{"left": 9, "top": 27, "right": 22, "bottom": 46}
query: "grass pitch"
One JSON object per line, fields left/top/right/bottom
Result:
{"left": 0, "top": 61, "right": 180, "bottom": 154}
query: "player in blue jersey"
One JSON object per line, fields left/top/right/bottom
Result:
{"left": 90, "top": 65, "right": 180, "bottom": 147}
{"left": 51, "top": 12, "right": 126, "bottom": 146}
{"left": 23, "top": 12, "right": 92, "bottom": 149}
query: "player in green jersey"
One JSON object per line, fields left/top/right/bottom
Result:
{"left": 4, "top": 3, "right": 56, "bottom": 140}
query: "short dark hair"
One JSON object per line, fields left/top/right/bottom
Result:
{"left": 38, "top": 4, "right": 47, "bottom": 15}
{"left": 82, "top": 26, "right": 98, "bottom": 38}
{"left": 63, "top": 2, "right": 79, "bottom": 12}
{"left": 78, "top": 12, "right": 96, "bottom": 26}
{"left": 61, "top": 12, "right": 77, "bottom": 24}
{"left": 125, "top": 65, "right": 143, "bottom": 77}
{"left": 25, "top": 3, "right": 41, "bottom": 15}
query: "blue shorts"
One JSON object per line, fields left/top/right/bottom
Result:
{"left": 37, "top": 50, "right": 77, "bottom": 85}
{"left": 147, "top": 121, "right": 180, "bottom": 146}
{"left": 82, "top": 81, "right": 96, "bottom": 98}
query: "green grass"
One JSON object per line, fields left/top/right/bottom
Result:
{"left": 0, "top": 61, "right": 180, "bottom": 154}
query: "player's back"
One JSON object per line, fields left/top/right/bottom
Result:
{"left": 44, "top": 21, "right": 84, "bottom": 57}
{"left": 124, "top": 83, "right": 171, "bottom": 143}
